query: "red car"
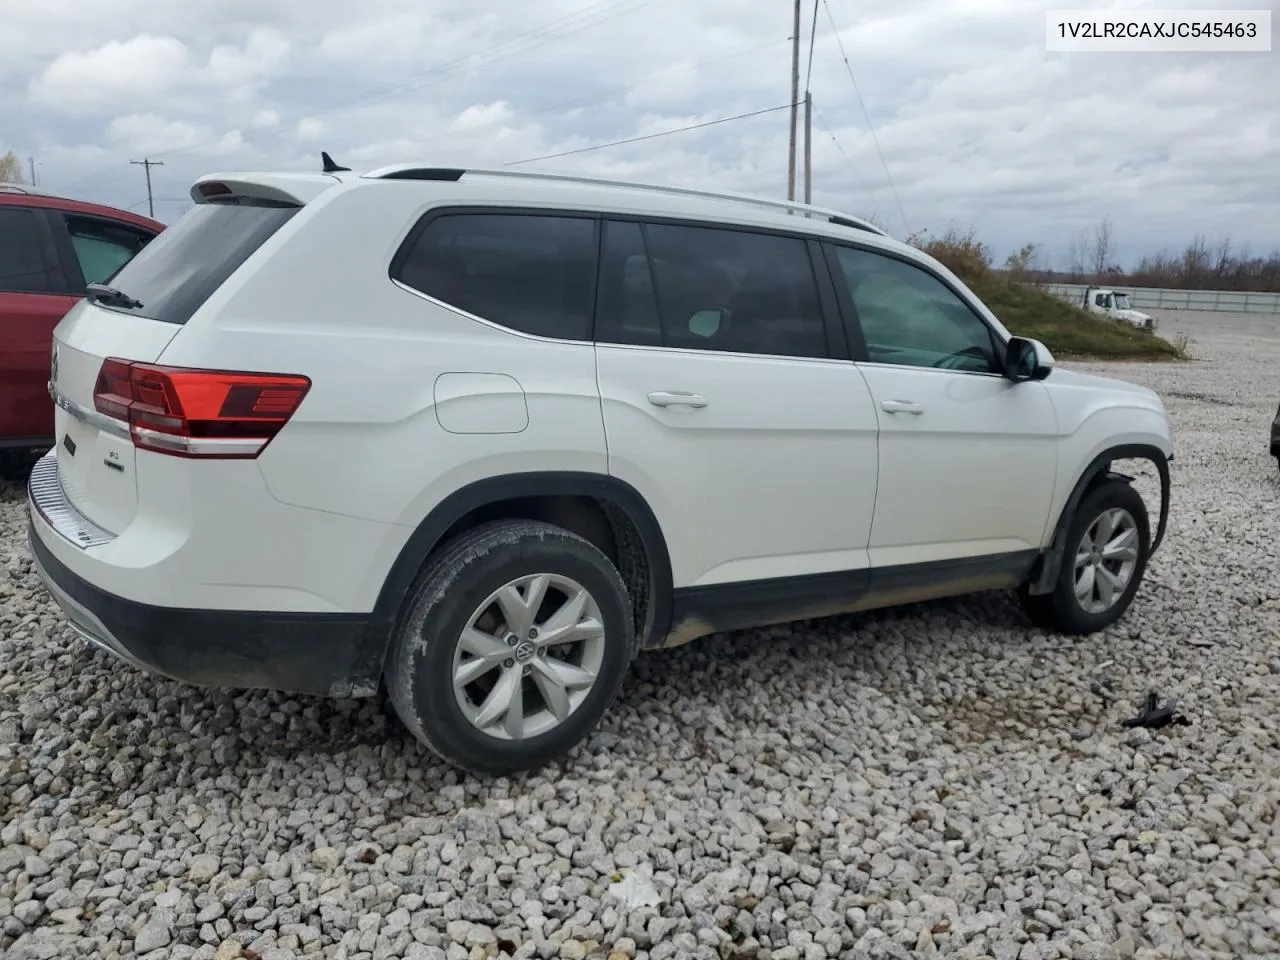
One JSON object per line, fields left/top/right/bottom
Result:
{"left": 0, "top": 184, "right": 163, "bottom": 450}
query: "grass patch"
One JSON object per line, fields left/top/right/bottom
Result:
{"left": 912, "top": 229, "right": 1186, "bottom": 362}
{"left": 965, "top": 271, "right": 1185, "bottom": 361}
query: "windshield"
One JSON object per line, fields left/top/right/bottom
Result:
{"left": 97, "top": 200, "right": 299, "bottom": 325}
{"left": 1113, "top": 293, "right": 1131, "bottom": 310}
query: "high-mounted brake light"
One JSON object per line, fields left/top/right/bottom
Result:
{"left": 93, "top": 359, "right": 310, "bottom": 458}
{"left": 196, "top": 182, "right": 233, "bottom": 198}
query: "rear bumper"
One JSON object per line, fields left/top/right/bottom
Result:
{"left": 27, "top": 520, "right": 371, "bottom": 697}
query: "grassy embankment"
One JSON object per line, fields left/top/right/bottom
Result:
{"left": 915, "top": 233, "right": 1187, "bottom": 361}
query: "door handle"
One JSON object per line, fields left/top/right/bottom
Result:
{"left": 880, "top": 399, "right": 923, "bottom": 415}
{"left": 647, "top": 391, "right": 708, "bottom": 409}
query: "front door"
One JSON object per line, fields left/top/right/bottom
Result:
{"left": 825, "top": 242, "right": 1059, "bottom": 571}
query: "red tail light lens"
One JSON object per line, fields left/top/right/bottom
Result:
{"left": 92, "top": 359, "right": 310, "bottom": 458}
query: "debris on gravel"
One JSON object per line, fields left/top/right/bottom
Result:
{"left": 2, "top": 312, "right": 1279, "bottom": 960}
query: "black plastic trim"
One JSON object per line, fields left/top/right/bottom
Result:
{"left": 667, "top": 549, "right": 1041, "bottom": 645}
{"left": 28, "top": 522, "right": 370, "bottom": 696}
{"left": 670, "top": 568, "right": 871, "bottom": 638}
{"left": 376, "top": 168, "right": 467, "bottom": 181}
{"left": 1028, "top": 443, "right": 1171, "bottom": 595}
{"left": 820, "top": 240, "right": 869, "bottom": 362}
{"left": 351, "top": 471, "right": 675, "bottom": 687}
{"left": 869, "top": 549, "right": 1040, "bottom": 594}
{"left": 805, "top": 236, "right": 851, "bottom": 361}
{"left": 0, "top": 437, "right": 54, "bottom": 451}
{"left": 828, "top": 215, "right": 880, "bottom": 234}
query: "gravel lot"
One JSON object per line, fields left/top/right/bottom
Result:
{"left": 3, "top": 310, "right": 1279, "bottom": 960}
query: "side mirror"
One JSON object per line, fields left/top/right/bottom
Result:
{"left": 1005, "top": 336, "right": 1055, "bottom": 382}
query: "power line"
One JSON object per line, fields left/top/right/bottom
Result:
{"left": 253, "top": 0, "right": 659, "bottom": 140}
{"left": 54, "top": 0, "right": 658, "bottom": 196}
{"left": 506, "top": 102, "right": 795, "bottom": 166}
{"left": 819, "top": 0, "right": 909, "bottom": 235}
{"left": 60, "top": 36, "right": 781, "bottom": 204}
{"left": 382, "top": 38, "right": 789, "bottom": 156}
{"left": 813, "top": 105, "right": 873, "bottom": 203}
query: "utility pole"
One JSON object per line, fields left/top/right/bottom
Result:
{"left": 28, "top": 157, "right": 37, "bottom": 187}
{"left": 803, "top": 92, "right": 813, "bottom": 204}
{"left": 787, "top": 0, "right": 801, "bottom": 201}
{"left": 130, "top": 157, "right": 164, "bottom": 218}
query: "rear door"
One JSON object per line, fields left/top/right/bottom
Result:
{"left": 48, "top": 199, "right": 300, "bottom": 535}
{"left": 0, "top": 205, "right": 78, "bottom": 444}
{"left": 594, "top": 217, "right": 880, "bottom": 590}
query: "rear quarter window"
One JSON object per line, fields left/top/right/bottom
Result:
{"left": 392, "top": 211, "right": 599, "bottom": 341}
{"left": 99, "top": 200, "right": 299, "bottom": 325}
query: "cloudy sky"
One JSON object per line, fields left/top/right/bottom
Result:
{"left": 2, "top": 0, "right": 1276, "bottom": 268}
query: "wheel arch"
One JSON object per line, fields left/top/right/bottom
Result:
{"left": 1027, "top": 443, "right": 1171, "bottom": 596}
{"left": 348, "top": 471, "right": 675, "bottom": 691}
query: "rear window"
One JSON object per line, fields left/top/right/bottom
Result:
{"left": 100, "top": 200, "right": 299, "bottom": 325}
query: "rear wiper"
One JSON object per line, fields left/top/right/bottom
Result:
{"left": 86, "top": 283, "right": 144, "bottom": 310}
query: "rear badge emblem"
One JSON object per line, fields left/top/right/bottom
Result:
{"left": 50, "top": 344, "right": 59, "bottom": 386}
{"left": 62, "top": 434, "right": 76, "bottom": 456}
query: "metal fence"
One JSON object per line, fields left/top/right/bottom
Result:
{"left": 1040, "top": 282, "right": 1280, "bottom": 315}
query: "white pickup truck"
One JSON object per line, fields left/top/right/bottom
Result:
{"left": 1083, "top": 285, "right": 1157, "bottom": 330}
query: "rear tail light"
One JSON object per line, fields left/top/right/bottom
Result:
{"left": 93, "top": 359, "right": 310, "bottom": 458}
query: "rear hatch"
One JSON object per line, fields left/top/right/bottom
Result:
{"left": 49, "top": 195, "right": 304, "bottom": 536}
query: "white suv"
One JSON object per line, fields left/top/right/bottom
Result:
{"left": 27, "top": 161, "right": 1174, "bottom": 775}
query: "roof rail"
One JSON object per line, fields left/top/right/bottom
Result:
{"left": 361, "top": 165, "right": 889, "bottom": 236}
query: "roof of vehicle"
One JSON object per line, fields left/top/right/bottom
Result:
{"left": 185, "top": 158, "right": 1014, "bottom": 341}
{"left": 0, "top": 183, "right": 164, "bottom": 232}
{"left": 189, "top": 161, "right": 903, "bottom": 252}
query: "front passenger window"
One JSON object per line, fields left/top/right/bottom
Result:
{"left": 831, "top": 246, "right": 1001, "bottom": 373}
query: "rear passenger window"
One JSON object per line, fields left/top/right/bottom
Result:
{"left": 395, "top": 213, "right": 599, "bottom": 340}
{"left": 0, "top": 207, "right": 61, "bottom": 295}
{"left": 597, "top": 220, "right": 828, "bottom": 359}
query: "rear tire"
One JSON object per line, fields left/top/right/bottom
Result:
{"left": 1018, "top": 479, "right": 1150, "bottom": 635}
{"left": 385, "top": 519, "right": 634, "bottom": 776}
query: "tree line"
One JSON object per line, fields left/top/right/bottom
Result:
{"left": 871, "top": 213, "right": 1279, "bottom": 294}
{"left": 1015, "top": 217, "right": 1280, "bottom": 293}
{"left": 0, "top": 150, "right": 24, "bottom": 184}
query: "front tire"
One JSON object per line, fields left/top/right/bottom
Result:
{"left": 1019, "top": 479, "right": 1150, "bottom": 635}
{"left": 385, "top": 519, "right": 635, "bottom": 776}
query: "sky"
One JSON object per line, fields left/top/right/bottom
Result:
{"left": 2, "top": 0, "right": 1276, "bottom": 270}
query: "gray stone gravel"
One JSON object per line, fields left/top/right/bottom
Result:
{"left": 3, "top": 310, "right": 1280, "bottom": 960}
